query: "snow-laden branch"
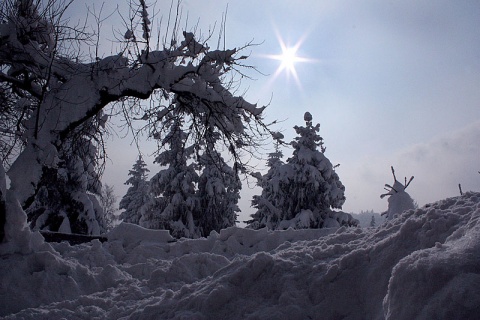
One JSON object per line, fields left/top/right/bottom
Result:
{"left": 1, "top": 2, "right": 268, "bottom": 206}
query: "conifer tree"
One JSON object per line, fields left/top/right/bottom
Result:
{"left": 119, "top": 156, "right": 150, "bottom": 225}
{"left": 196, "top": 132, "right": 241, "bottom": 236}
{"left": 370, "top": 215, "right": 376, "bottom": 227}
{"left": 140, "top": 117, "right": 200, "bottom": 238}
{"left": 249, "top": 112, "right": 356, "bottom": 230}
{"left": 25, "top": 117, "right": 107, "bottom": 235}
{"left": 247, "top": 140, "right": 288, "bottom": 229}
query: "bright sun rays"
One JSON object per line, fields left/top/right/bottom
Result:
{"left": 265, "top": 29, "right": 314, "bottom": 90}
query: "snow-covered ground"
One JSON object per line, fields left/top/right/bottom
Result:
{"left": 1, "top": 192, "right": 480, "bottom": 319}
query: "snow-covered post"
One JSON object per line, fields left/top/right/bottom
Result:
{"left": 380, "top": 166, "right": 415, "bottom": 220}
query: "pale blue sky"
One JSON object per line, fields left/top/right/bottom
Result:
{"left": 69, "top": 1, "right": 480, "bottom": 219}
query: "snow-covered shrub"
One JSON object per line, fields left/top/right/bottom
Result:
{"left": 381, "top": 166, "right": 416, "bottom": 220}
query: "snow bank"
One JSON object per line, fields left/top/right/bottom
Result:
{"left": 1, "top": 192, "right": 479, "bottom": 319}
{"left": 0, "top": 190, "right": 52, "bottom": 256}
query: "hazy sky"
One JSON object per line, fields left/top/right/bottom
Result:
{"left": 69, "top": 1, "right": 480, "bottom": 221}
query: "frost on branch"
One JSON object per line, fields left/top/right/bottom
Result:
{"left": 381, "top": 166, "right": 416, "bottom": 220}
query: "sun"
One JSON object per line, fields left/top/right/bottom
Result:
{"left": 277, "top": 46, "right": 301, "bottom": 73}
{"left": 265, "top": 30, "right": 312, "bottom": 89}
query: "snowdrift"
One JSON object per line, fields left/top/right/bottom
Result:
{"left": 1, "top": 192, "right": 480, "bottom": 319}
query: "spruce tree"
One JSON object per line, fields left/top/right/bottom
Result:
{"left": 119, "top": 156, "right": 150, "bottom": 225}
{"left": 247, "top": 140, "right": 288, "bottom": 229}
{"left": 25, "top": 117, "right": 106, "bottom": 235}
{"left": 196, "top": 132, "right": 241, "bottom": 236}
{"left": 249, "top": 112, "right": 355, "bottom": 230}
{"left": 370, "top": 215, "right": 376, "bottom": 227}
{"left": 140, "top": 118, "right": 200, "bottom": 238}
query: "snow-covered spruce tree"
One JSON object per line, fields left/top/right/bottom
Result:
{"left": 119, "top": 156, "right": 150, "bottom": 225}
{"left": 370, "top": 215, "right": 376, "bottom": 227}
{"left": 196, "top": 131, "right": 241, "bottom": 237}
{"left": 250, "top": 112, "right": 356, "bottom": 230}
{"left": 0, "top": 1, "right": 269, "bottom": 242}
{"left": 140, "top": 117, "right": 200, "bottom": 238}
{"left": 381, "top": 166, "right": 415, "bottom": 220}
{"left": 247, "top": 138, "right": 289, "bottom": 229}
{"left": 24, "top": 115, "right": 107, "bottom": 235}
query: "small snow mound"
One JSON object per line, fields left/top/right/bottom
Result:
{"left": 107, "top": 222, "right": 174, "bottom": 246}
{"left": 0, "top": 190, "right": 52, "bottom": 255}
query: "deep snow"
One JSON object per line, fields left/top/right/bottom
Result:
{"left": 1, "top": 192, "right": 480, "bottom": 319}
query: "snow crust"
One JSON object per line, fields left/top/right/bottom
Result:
{"left": 1, "top": 192, "right": 480, "bottom": 319}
